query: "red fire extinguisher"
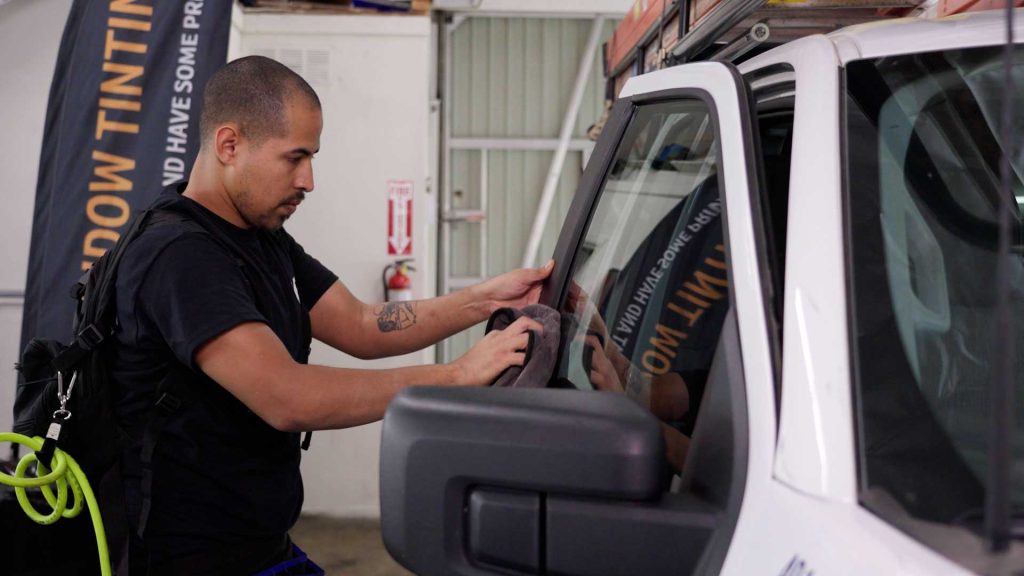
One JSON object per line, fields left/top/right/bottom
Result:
{"left": 382, "top": 259, "right": 415, "bottom": 302}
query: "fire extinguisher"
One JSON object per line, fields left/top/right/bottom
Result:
{"left": 382, "top": 259, "right": 415, "bottom": 302}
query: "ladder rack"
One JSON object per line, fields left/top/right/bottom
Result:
{"left": 603, "top": 0, "right": 1019, "bottom": 95}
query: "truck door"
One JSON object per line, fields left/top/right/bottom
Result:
{"left": 380, "top": 61, "right": 780, "bottom": 576}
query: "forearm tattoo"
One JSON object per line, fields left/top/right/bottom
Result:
{"left": 376, "top": 302, "right": 417, "bottom": 332}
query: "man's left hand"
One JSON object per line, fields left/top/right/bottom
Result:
{"left": 475, "top": 260, "right": 554, "bottom": 314}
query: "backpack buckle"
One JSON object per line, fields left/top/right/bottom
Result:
{"left": 76, "top": 324, "right": 104, "bottom": 350}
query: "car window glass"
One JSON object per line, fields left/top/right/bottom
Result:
{"left": 557, "top": 98, "right": 729, "bottom": 473}
{"left": 749, "top": 64, "right": 795, "bottom": 308}
{"left": 845, "top": 46, "right": 1024, "bottom": 542}
{"left": 757, "top": 110, "right": 792, "bottom": 287}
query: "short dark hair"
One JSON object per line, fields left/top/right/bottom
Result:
{"left": 200, "top": 55, "right": 321, "bottom": 146}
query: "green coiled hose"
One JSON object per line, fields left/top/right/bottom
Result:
{"left": 0, "top": 432, "right": 111, "bottom": 576}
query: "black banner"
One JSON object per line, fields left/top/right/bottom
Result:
{"left": 20, "top": 0, "right": 232, "bottom": 345}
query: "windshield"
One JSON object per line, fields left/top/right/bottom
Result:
{"left": 845, "top": 45, "right": 1024, "bottom": 533}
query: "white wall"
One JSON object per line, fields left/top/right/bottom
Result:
{"left": 0, "top": 0, "right": 72, "bottom": 436}
{"left": 236, "top": 11, "right": 435, "bottom": 518}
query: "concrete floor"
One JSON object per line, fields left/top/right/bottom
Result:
{"left": 290, "top": 515, "right": 413, "bottom": 575}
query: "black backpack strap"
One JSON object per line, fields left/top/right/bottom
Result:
{"left": 127, "top": 533, "right": 151, "bottom": 576}
{"left": 50, "top": 323, "right": 105, "bottom": 374}
{"left": 136, "top": 378, "right": 191, "bottom": 539}
{"left": 134, "top": 208, "right": 212, "bottom": 529}
{"left": 51, "top": 209, "right": 165, "bottom": 376}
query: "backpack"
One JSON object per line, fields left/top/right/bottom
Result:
{"left": 5, "top": 209, "right": 174, "bottom": 575}
{"left": 13, "top": 209, "right": 177, "bottom": 477}
{"left": 8, "top": 202, "right": 314, "bottom": 574}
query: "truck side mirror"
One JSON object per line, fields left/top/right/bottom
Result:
{"left": 380, "top": 387, "right": 719, "bottom": 576}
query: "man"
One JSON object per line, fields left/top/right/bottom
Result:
{"left": 111, "top": 55, "right": 548, "bottom": 573}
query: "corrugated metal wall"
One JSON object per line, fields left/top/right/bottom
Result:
{"left": 443, "top": 16, "right": 617, "bottom": 359}
{"left": 451, "top": 18, "right": 611, "bottom": 138}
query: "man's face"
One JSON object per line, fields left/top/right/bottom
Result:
{"left": 232, "top": 96, "right": 322, "bottom": 231}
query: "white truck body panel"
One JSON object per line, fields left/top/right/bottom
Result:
{"left": 830, "top": 9, "right": 1024, "bottom": 64}
{"left": 742, "top": 34, "right": 860, "bottom": 505}
{"left": 617, "top": 10, "right": 1022, "bottom": 575}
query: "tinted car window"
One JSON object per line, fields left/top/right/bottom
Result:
{"left": 845, "top": 46, "right": 1024, "bottom": 533}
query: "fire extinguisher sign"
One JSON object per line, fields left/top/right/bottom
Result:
{"left": 387, "top": 180, "right": 413, "bottom": 256}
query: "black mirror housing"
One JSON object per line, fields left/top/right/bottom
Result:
{"left": 380, "top": 387, "right": 669, "bottom": 575}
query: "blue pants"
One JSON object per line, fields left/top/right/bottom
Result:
{"left": 253, "top": 544, "right": 324, "bottom": 576}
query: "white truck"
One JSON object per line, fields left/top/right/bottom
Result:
{"left": 379, "top": 8, "right": 1024, "bottom": 575}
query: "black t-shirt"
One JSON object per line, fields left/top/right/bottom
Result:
{"left": 111, "top": 184, "right": 337, "bottom": 564}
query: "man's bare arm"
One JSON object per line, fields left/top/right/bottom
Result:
{"left": 310, "top": 261, "right": 552, "bottom": 359}
{"left": 195, "top": 318, "right": 540, "bottom": 431}
{"left": 308, "top": 282, "right": 489, "bottom": 359}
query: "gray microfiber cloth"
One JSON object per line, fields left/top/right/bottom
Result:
{"left": 484, "top": 304, "right": 561, "bottom": 388}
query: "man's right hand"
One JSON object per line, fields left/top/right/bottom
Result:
{"left": 451, "top": 316, "right": 544, "bottom": 386}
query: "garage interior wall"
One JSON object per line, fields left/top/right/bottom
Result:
{"left": 442, "top": 16, "right": 617, "bottom": 360}
{"left": 0, "top": 0, "right": 71, "bottom": 438}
